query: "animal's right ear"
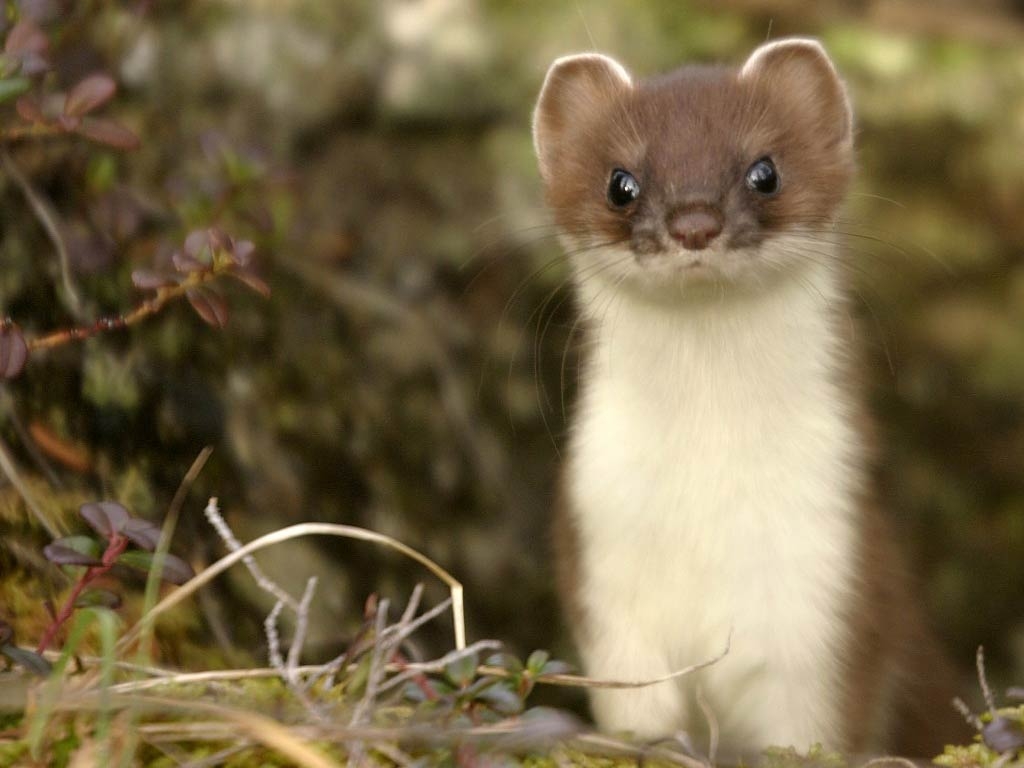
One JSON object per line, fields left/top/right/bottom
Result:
{"left": 533, "top": 54, "right": 633, "bottom": 182}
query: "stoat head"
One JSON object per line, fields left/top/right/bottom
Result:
{"left": 533, "top": 39, "right": 854, "bottom": 301}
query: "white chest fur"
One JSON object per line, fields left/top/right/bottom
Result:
{"left": 566, "top": 251, "right": 864, "bottom": 754}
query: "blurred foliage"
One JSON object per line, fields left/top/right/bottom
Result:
{"left": 0, "top": 0, "right": 1022, "bottom": 715}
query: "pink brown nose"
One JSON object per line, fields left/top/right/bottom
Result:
{"left": 666, "top": 208, "right": 723, "bottom": 250}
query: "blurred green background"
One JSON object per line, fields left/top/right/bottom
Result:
{"left": 1, "top": 0, "right": 1022, "bottom": 701}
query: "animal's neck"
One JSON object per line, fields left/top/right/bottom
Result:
{"left": 577, "top": 255, "right": 849, "bottom": 427}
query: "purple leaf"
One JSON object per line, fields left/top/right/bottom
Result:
{"left": 43, "top": 536, "right": 103, "bottom": 566}
{"left": 983, "top": 717, "right": 1024, "bottom": 753}
{"left": 64, "top": 73, "right": 116, "bottom": 117}
{"left": 231, "top": 268, "right": 271, "bottom": 298}
{"left": 1, "top": 644, "right": 52, "bottom": 676}
{"left": 171, "top": 251, "right": 204, "bottom": 273}
{"left": 183, "top": 229, "right": 214, "bottom": 264}
{"left": 79, "top": 501, "right": 131, "bottom": 538}
{"left": 76, "top": 117, "right": 140, "bottom": 150}
{"left": 4, "top": 20, "right": 50, "bottom": 76}
{"left": 206, "top": 227, "right": 232, "bottom": 254}
{"left": 131, "top": 269, "right": 176, "bottom": 290}
{"left": 232, "top": 239, "right": 255, "bottom": 266}
{"left": 120, "top": 518, "right": 160, "bottom": 551}
{"left": 0, "top": 324, "right": 28, "bottom": 380}
{"left": 56, "top": 113, "right": 79, "bottom": 132}
{"left": 4, "top": 19, "right": 48, "bottom": 57}
{"left": 117, "top": 550, "right": 195, "bottom": 585}
{"left": 186, "top": 287, "right": 229, "bottom": 328}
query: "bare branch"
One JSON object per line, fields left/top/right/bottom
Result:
{"left": 264, "top": 600, "right": 286, "bottom": 672}
{"left": 287, "top": 577, "right": 318, "bottom": 682}
{"left": 977, "top": 645, "right": 996, "bottom": 716}
{"left": 203, "top": 497, "right": 298, "bottom": 610}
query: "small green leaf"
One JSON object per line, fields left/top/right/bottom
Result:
{"left": 0, "top": 76, "right": 29, "bottom": 104}
{"left": 444, "top": 651, "right": 478, "bottom": 688}
{"left": 540, "top": 659, "right": 572, "bottom": 676}
{"left": 86, "top": 153, "right": 118, "bottom": 192}
{"left": 476, "top": 683, "right": 523, "bottom": 715}
{"left": 485, "top": 652, "right": 523, "bottom": 673}
{"left": 526, "top": 650, "right": 550, "bottom": 674}
{"left": 1, "top": 644, "right": 52, "bottom": 676}
{"left": 75, "top": 588, "right": 122, "bottom": 609}
{"left": 347, "top": 655, "right": 371, "bottom": 697}
{"left": 116, "top": 550, "right": 194, "bottom": 584}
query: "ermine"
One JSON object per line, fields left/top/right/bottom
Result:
{"left": 533, "top": 38, "right": 965, "bottom": 757}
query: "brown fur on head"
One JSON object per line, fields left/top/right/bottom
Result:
{"left": 532, "top": 39, "right": 856, "bottom": 296}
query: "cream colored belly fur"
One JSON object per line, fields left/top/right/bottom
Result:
{"left": 567, "top": 254, "right": 863, "bottom": 754}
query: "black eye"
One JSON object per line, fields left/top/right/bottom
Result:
{"left": 608, "top": 169, "right": 640, "bottom": 207}
{"left": 745, "top": 157, "right": 780, "bottom": 195}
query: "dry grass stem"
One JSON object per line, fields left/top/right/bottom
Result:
{"left": 0, "top": 149, "right": 84, "bottom": 319}
{"left": 859, "top": 757, "right": 925, "bottom": 768}
{"left": 478, "top": 631, "right": 730, "bottom": 691}
{"left": 118, "top": 513, "right": 466, "bottom": 653}
{"left": 0, "top": 432, "right": 62, "bottom": 538}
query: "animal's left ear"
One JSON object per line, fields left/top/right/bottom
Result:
{"left": 740, "top": 38, "right": 853, "bottom": 149}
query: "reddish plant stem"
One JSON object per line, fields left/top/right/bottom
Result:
{"left": 36, "top": 533, "right": 129, "bottom": 654}
{"left": 0, "top": 124, "right": 66, "bottom": 143}
{"left": 26, "top": 270, "right": 220, "bottom": 352}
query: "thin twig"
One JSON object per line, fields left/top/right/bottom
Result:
{"left": 479, "top": 631, "right": 731, "bottom": 691}
{"left": 376, "top": 640, "right": 503, "bottom": 697}
{"left": 265, "top": 600, "right": 286, "bottom": 671}
{"left": 977, "top": 646, "right": 996, "bottom": 716}
{"left": 0, "top": 148, "right": 84, "bottom": 319}
{"left": 0, "top": 387, "right": 62, "bottom": 487}
{"left": 25, "top": 269, "right": 222, "bottom": 353}
{"left": 953, "top": 697, "right": 983, "bottom": 730}
{"left": 347, "top": 598, "right": 391, "bottom": 767}
{"left": 0, "top": 432, "right": 61, "bottom": 538}
{"left": 288, "top": 577, "right": 318, "bottom": 682}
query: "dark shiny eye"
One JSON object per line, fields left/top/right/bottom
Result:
{"left": 608, "top": 169, "right": 641, "bottom": 207}
{"left": 745, "top": 157, "right": 780, "bottom": 195}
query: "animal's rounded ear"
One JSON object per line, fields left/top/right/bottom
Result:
{"left": 740, "top": 38, "right": 853, "bottom": 148}
{"left": 533, "top": 53, "right": 633, "bottom": 181}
